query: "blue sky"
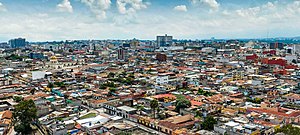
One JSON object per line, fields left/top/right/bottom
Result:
{"left": 0, "top": 0, "right": 299, "bottom": 41}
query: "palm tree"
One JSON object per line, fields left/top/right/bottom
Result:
{"left": 150, "top": 100, "right": 159, "bottom": 119}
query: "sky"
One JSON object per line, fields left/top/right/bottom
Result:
{"left": 0, "top": 0, "right": 300, "bottom": 42}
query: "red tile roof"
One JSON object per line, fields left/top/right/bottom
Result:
{"left": 191, "top": 100, "right": 203, "bottom": 106}
{"left": 152, "top": 94, "right": 176, "bottom": 99}
{"left": 248, "top": 107, "right": 300, "bottom": 118}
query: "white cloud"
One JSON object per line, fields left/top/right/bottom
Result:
{"left": 116, "top": 0, "right": 149, "bottom": 15}
{"left": 222, "top": 10, "right": 230, "bottom": 16}
{"left": 236, "top": 7, "right": 260, "bottom": 17}
{"left": 262, "top": 2, "right": 276, "bottom": 10}
{"left": 286, "top": 0, "right": 300, "bottom": 15}
{"left": 57, "top": 0, "right": 73, "bottom": 13}
{"left": 81, "top": 0, "right": 111, "bottom": 19}
{"left": 191, "top": 0, "right": 219, "bottom": 11}
{"left": 0, "top": 2, "right": 7, "bottom": 12}
{"left": 2, "top": 1, "right": 300, "bottom": 41}
{"left": 174, "top": 5, "right": 187, "bottom": 12}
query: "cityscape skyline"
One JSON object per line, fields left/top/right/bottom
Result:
{"left": 0, "top": 0, "right": 300, "bottom": 42}
{"left": 1, "top": 1, "right": 300, "bottom": 134}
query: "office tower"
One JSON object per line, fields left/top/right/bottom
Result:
{"left": 117, "top": 48, "right": 127, "bottom": 60}
{"left": 9, "top": 38, "right": 26, "bottom": 48}
{"left": 156, "top": 34, "right": 173, "bottom": 47}
{"left": 269, "top": 42, "right": 284, "bottom": 49}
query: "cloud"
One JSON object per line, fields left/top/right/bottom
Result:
{"left": 174, "top": 5, "right": 187, "bottom": 12}
{"left": 81, "top": 0, "right": 111, "bottom": 19}
{"left": 191, "top": 0, "right": 219, "bottom": 11}
{"left": 2, "top": 0, "right": 300, "bottom": 41}
{"left": 286, "top": 0, "right": 300, "bottom": 15}
{"left": 57, "top": 0, "right": 73, "bottom": 13}
{"left": 262, "top": 2, "right": 276, "bottom": 10}
{"left": 0, "top": 2, "right": 7, "bottom": 12}
{"left": 116, "top": 0, "right": 149, "bottom": 15}
{"left": 236, "top": 7, "right": 260, "bottom": 17}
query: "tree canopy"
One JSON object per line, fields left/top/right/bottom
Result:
{"left": 275, "top": 124, "right": 300, "bottom": 135}
{"left": 150, "top": 99, "right": 159, "bottom": 119}
{"left": 175, "top": 95, "right": 191, "bottom": 112}
{"left": 198, "top": 88, "right": 214, "bottom": 97}
{"left": 13, "top": 99, "right": 37, "bottom": 134}
{"left": 202, "top": 116, "right": 217, "bottom": 131}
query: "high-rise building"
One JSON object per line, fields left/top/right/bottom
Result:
{"left": 156, "top": 34, "right": 173, "bottom": 47}
{"left": 9, "top": 38, "right": 26, "bottom": 48}
{"left": 117, "top": 48, "right": 127, "bottom": 60}
{"left": 269, "top": 42, "right": 284, "bottom": 49}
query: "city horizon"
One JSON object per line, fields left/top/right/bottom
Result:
{"left": 2, "top": 34, "right": 300, "bottom": 43}
{"left": 1, "top": 1, "right": 300, "bottom": 134}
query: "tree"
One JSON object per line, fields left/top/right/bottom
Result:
{"left": 202, "top": 116, "right": 217, "bottom": 131}
{"left": 195, "top": 110, "right": 202, "bottom": 117}
{"left": 198, "top": 88, "right": 213, "bottom": 97}
{"left": 13, "top": 100, "right": 37, "bottom": 134}
{"left": 109, "top": 87, "right": 117, "bottom": 93}
{"left": 150, "top": 100, "right": 159, "bottom": 119}
{"left": 48, "top": 83, "right": 54, "bottom": 88}
{"left": 108, "top": 72, "right": 115, "bottom": 78}
{"left": 30, "top": 88, "right": 36, "bottom": 95}
{"left": 140, "top": 80, "right": 147, "bottom": 85}
{"left": 175, "top": 95, "right": 191, "bottom": 112}
{"left": 275, "top": 124, "right": 300, "bottom": 135}
{"left": 13, "top": 96, "right": 23, "bottom": 102}
{"left": 54, "top": 82, "right": 65, "bottom": 87}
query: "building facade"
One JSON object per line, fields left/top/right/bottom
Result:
{"left": 157, "top": 34, "right": 173, "bottom": 47}
{"left": 9, "top": 38, "right": 26, "bottom": 48}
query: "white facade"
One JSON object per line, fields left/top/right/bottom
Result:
{"left": 285, "top": 55, "right": 297, "bottom": 63}
{"left": 295, "top": 44, "right": 300, "bottom": 54}
{"left": 156, "top": 75, "right": 169, "bottom": 85}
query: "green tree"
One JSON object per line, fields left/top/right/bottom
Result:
{"left": 13, "top": 100, "right": 37, "bottom": 134}
{"left": 30, "top": 88, "right": 36, "bottom": 95}
{"left": 54, "top": 82, "right": 65, "bottom": 87}
{"left": 109, "top": 87, "right": 117, "bottom": 93}
{"left": 108, "top": 72, "right": 115, "bottom": 78}
{"left": 13, "top": 96, "right": 23, "bottom": 102}
{"left": 202, "top": 116, "right": 217, "bottom": 131}
{"left": 175, "top": 95, "right": 191, "bottom": 112}
{"left": 195, "top": 110, "right": 202, "bottom": 117}
{"left": 136, "top": 104, "right": 144, "bottom": 111}
{"left": 198, "top": 88, "right": 213, "bottom": 97}
{"left": 275, "top": 124, "right": 300, "bottom": 135}
{"left": 48, "top": 83, "right": 54, "bottom": 88}
{"left": 140, "top": 80, "right": 147, "bottom": 85}
{"left": 150, "top": 100, "right": 159, "bottom": 119}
